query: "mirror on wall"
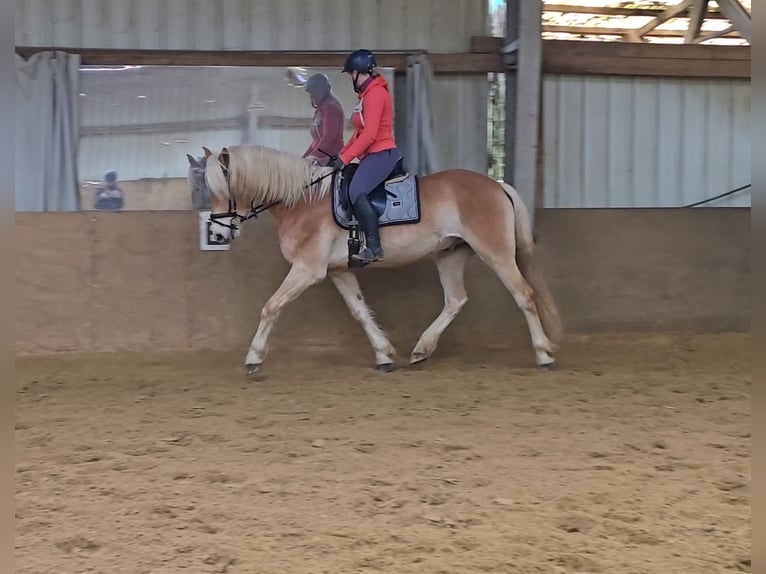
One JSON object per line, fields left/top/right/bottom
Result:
{"left": 77, "top": 64, "right": 395, "bottom": 212}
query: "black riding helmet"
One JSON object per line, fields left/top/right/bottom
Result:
{"left": 342, "top": 49, "right": 377, "bottom": 74}
{"left": 343, "top": 49, "right": 377, "bottom": 92}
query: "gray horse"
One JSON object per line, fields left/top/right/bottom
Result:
{"left": 186, "top": 150, "right": 211, "bottom": 210}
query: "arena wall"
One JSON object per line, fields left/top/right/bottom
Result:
{"left": 15, "top": 209, "right": 750, "bottom": 356}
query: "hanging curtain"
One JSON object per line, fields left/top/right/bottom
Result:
{"left": 404, "top": 54, "right": 439, "bottom": 176}
{"left": 15, "top": 50, "right": 81, "bottom": 211}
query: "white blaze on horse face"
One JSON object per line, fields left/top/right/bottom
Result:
{"left": 209, "top": 218, "right": 234, "bottom": 243}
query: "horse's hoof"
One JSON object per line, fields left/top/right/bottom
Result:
{"left": 246, "top": 363, "right": 263, "bottom": 377}
{"left": 376, "top": 363, "right": 396, "bottom": 373}
{"left": 409, "top": 352, "right": 428, "bottom": 365}
{"left": 538, "top": 361, "right": 557, "bottom": 371}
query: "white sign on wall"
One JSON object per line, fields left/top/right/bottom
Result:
{"left": 199, "top": 211, "right": 230, "bottom": 251}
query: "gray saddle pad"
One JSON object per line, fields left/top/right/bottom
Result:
{"left": 331, "top": 170, "right": 421, "bottom": 230}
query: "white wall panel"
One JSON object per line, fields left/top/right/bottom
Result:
{"left": 543, "top": 74, "right": 751, "bottom": 208}
{"left": 16, "top": 0, "right": 484, "bottom": 51}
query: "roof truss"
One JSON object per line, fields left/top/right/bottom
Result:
{"left": 540, "top": 0, "right": 751, "bottom": 44}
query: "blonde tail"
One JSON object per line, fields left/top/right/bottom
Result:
{"left": 499, "top": 182, "right": 564, "bottom": 345}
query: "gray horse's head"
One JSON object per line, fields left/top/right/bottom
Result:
{"left": 186, "top": 148, "right": 211, "bottom": 210}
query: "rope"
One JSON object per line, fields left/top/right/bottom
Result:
{"left": 682, "top": 184, "right": 751, "bottom": 208}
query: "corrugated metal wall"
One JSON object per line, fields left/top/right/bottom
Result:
{"left": 16, "top": 0, "right": 484, "bottom": 51}
{"left": 542, "top": 74, "right": 751, "bottom": 208}
{"left": 16, "top": 0, "right": 489, "bottom": 175}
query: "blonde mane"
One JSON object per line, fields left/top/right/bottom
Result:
{"left": 204, "top": 144, "right": 335, "bottom": 209}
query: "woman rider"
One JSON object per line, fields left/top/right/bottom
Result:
{"left": 329, "top": 49, "right": 402, "bottom": 264}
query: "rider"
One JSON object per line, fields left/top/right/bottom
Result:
{"left": 329, "top": 49, "right": 402, "bottom": 264}
{"left": 301, "top": 73, "right": 345, "bottom": 166}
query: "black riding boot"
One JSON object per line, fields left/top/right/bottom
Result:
{"left": 352, "top": 194, "right": 384, "bottom": 262}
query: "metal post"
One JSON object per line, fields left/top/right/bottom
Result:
{"left": 504, "top": 0, "right": 542, "bottom": 230}
{"left": 503, "top": 0, "right": 519, "bottom": 186}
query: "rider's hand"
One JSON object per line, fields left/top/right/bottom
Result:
{"left": 328, "top": 156, "right": 345, "bottom": 170}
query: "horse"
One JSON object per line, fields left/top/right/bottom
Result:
{"left": 185, "top": 150, "right": 211, "bottom": 210}
{"left": 186, "top": 143, "right": 563, "bottom": 376}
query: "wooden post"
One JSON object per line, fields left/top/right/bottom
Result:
{"left": 507, "top": 0, "right": 542, "bottom": 229}
{"left": 715, "top": 0, "right": 751, "bottom": 43}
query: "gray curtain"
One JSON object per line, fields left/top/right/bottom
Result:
{"left": 404, "top": 54, "right": 439, "bottom": 176}
{"left": 15, "top": 50, "right": 81, "bottom": 211}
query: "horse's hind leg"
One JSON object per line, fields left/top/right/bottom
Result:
{"left": 487, "top": 257, "right": 556, "bottom": 367}
{"left": 245, "top": 263, "right": 325, "bottom": 375}
{"left": 330, "top": 271, "right": 398, "bottom": 371}
{"left": 410, "top": 245, "right": 473, "bottom": 365}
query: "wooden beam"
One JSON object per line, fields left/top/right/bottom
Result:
{"left": 513, "top": 0, "right": 542, "bottom": 228}
{"left": 634, "top": 0, "right": 696, "bottom": 41}
{"left": 474, "top": 36, "right": 749, "bottom": 58}
{"left": 541, "top": 40, "right": 750, "bottom": 78}
{"left": 14, "top": 46, "right": 500, "bottom": 75}
{"left": 542, "top": 3, "right": 727, "bottom": 18}
{"left": 542, "top": 24, "right": 741, "bottom": 39}
{"left": 15, "top": 42, "right": 751, "bottom": 79}
{"left": 715, "top": 0, "right": 751, "bottom": 42}
{"left": 684, "top": 0, "right": 710, "bottom": 43}
{"left": 544, "top": 53, "right": 748, "bottom": 78}
{"left": 692, "top": 25, "right": 736, "bottom": 44}
{"left": 541, "top": 39, "right": 750, "bottom": 61}
{"left": 15, "top": 47, "right": 384, "bottom": 68}
{"left": 543, "top": 48, "right": 749, "bottom": 77}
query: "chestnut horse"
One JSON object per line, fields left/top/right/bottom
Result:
{"left": 187, "top": 144, "right": 562, "bottom": 376}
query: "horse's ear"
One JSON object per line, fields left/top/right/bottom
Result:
{"left": 219, "top": 147, "right": 230, "bottom": 170}
{"left": 202, "top": 146, "right": 212, "bottom": 158}
{"left": 186, "top": 153, "right": 199, "bottom": 167}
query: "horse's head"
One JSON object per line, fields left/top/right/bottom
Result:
{"left": 186, "top": 148, "right": 209, "bottom": 204}
{"left": 189, "top": 144, "right": 326, "bottom": 246}
{"left": 187, "top": 147, "right": 243, "bottom": 243}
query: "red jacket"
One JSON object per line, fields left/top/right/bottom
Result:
{"left": 302, "top": 94, "right": 345, "bottom": 164}
{"left": 339, "top": 75, "right": 396, "bottom": 165}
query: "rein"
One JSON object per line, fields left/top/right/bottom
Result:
{"left": 208, "top": 165, "right": 337, "bottom": 230}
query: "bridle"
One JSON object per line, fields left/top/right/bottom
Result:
{"left": 207, "top": 162, "right": 337, "bottom": 232}
{"left": 208, "top": 198, "right": 277, "bottom": 231}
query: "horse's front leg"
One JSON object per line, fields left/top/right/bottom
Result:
{"left": 245, "top": 263, "right": 325, "bottom": 376}
{"left": 330, "top": 271, "right": 398, "bottom": 371}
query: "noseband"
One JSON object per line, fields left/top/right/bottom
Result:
{"left": 208, "top": 164, "right": 337, "bottom": 231}
{"left": 209, "top": 199, "right": 276, "bottom": 230}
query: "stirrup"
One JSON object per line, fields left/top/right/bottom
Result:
{"left": 351, "top": 247, "right": 384, "bottom": 262}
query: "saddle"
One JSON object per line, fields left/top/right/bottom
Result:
{"left": 331, "top": 157, "right": 421, "bottom": 268}
{"left": 332, "top": 157, "right": 421, "bottom": 229}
